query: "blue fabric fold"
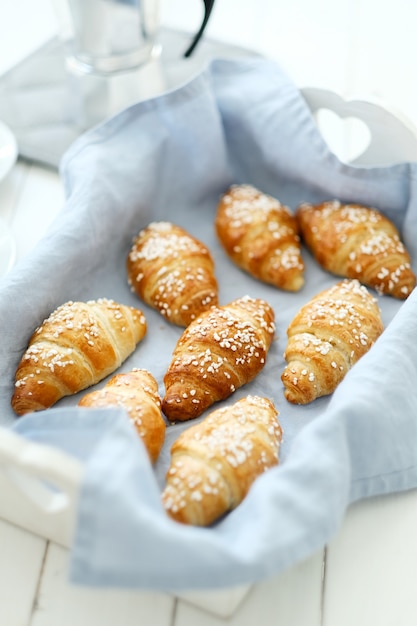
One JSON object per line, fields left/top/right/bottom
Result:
{"left": 1, "top": 56, "right": 417, "bottom": 590}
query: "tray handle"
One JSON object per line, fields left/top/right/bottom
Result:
{"left": 0, "top": 426, "right": 83, "bottom": 514}
{"left": 301, "top": 87, "right": 417, "bottom": 166}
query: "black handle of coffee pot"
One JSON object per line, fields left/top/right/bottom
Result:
{"left": 183, "top": 0, "right": 215, "bottom": 57}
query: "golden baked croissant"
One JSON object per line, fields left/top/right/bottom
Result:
{"left": 281, "top": 279, "right": 384, "bottom": 404}
{"left": 296, "top": 200, "right": 416, "bottom": 299}
{"left": 78, "top": 368, "right": 165, "bottom": 464}
{"left": 11, "top": 299, "right": 147, "bottom": 416}
{"left": 161, "top": 295, "right": 275, "bottom": 422}
{"left": 162, "top": 395, "right": 283, "bottom": 526}
{"left": 126, "top": 221, "right": 219, "bottom": 326}
{"left": 215, "top": 184, "right": 304, "bottom": 291}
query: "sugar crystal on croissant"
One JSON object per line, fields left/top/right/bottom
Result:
{"left": 215, "top": 184, "right": 304, "bottom": 291}
{"left": 281, "top": 279, "right": 384, "bottom": 404}
{"left": 162, "top": 295, "right": 275, "bottom": 422}
{"left": 11, "top": 298, "right": 147, "bottom": 415}
{"left": 162, "top": 395, "right": 283, "bottom": 526}
{"left": 127, "top": 221, "right": 218, "bottom": 326}
{"left": 78, "top": 368, "right": 165, "bottom": 464}
{"left": 296, "top": 200, "right": 416, "bottom": 299}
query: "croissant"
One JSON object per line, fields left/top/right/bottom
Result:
{"left": 296, "top": 200, "right": 416, "bottom": 299}
{"left": 162, "top": 295, "right": 275, "bottom": 422}
{"left": 215, "top": 184, "right": 304, "bottom": 291}
{"left": 78, "top": 368, "right": 165, "bottom": 463}
{"left": 281, "top": 279, "right": 384, "bottom": 404}
{"left": 126, "top": 221, "right": 219, "bottom": 326}
{"left": 162, "top": 395, "right": 283, "bottom": 526}
{"left": 11, "top": 299, "right": 147, "bottom": 416}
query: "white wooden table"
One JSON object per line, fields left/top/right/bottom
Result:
{"left": 2, "top": 2, "right": 417, "bottom": 625}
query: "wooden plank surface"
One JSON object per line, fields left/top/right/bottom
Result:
{"left": 0, "top": 518, "right": 47, "bottom": 626}
{"left": 323, "top": 490, "right": 417, "bottom": 626}
{"left": 31, "top": 543, "right": 175, "bottom": 626}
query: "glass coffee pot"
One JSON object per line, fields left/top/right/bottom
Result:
{"left": 55, "top": 0, "right": 216, "bottom": 75}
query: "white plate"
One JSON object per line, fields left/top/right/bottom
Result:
{"left": 0, "top": 120, "right": 18, "bottom": 182}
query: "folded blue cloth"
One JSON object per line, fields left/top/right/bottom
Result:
{"left": 2, "top": 56, "right": 417, "bottom": 590}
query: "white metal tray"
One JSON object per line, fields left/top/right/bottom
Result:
{"left": 1, "top": 71, "right": 417, "bottom": 618}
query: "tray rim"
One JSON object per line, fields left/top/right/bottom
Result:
{"left": 1, "top": 81, "right": 417, "bottom": 614}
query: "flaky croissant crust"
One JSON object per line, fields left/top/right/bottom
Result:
{"left": 216, "top": 184, "right": 304, "bottom": 291}
{"left": 296, "top": 200, "right": 416, "bottom": 299}
{"left": 127, "top": 221, "right": 219, "bottom": 326}
{"left": 282, "top": 279, "right": 384, "bottom": 404}
{"left": 11, "top": 299, "right": 147, "bottom": 415}
{"left": 162, "top": 395, "right": 283, "bottom": 526}
{"left": 162, "top": 295, "right": 276, "bottom": 422}
{"left": 78, "top": 368, "right": 166, "bottom": 464}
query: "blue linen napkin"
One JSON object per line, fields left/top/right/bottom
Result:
{"left": 1, "top": 56, "right": 417, "bottom": 590}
